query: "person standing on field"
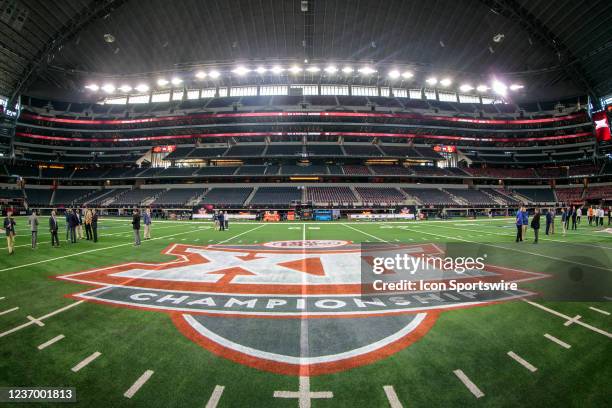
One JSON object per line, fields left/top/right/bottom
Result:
{"left": 49, "top": 210, "right": 60, "bottom": 247}
{"left": 75, "top": 208, "right": 83, "bottom": 239}
{"left": 531, "top": 208, "right": 541, "bottom": 244}
{"left": 84, "top": 208, "right": 93, "bottom": 240}
{"left": 545, "top": 208, "right": 553, "bottom": 235}
{"left": 143, "top": 208, "right": 152, "bottom": 239}
{"left": 28, "top": 209, "right": 39, "bottom": 249}
{"left": 521, "top": 207, "right": 529, "bottom": 239}
{"left": 132, "top": 208, "right": 141, "bottom": 246}
{"left": 515, "top": 207, "right": 523, "bottom": 242}
{"left": 3, "top": 209, "right": 16, "bottom": 255}
{"left": 65, "top": 209, "right": 71, "bottom": 241}
{"left": 560, "top": 208, "right": 567, "bottom": 235}
{"left": 92, "top": 209, "right": 99, "bottom": 242}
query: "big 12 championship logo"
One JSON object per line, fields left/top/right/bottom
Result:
{"left": 56, "top": 240, "right": 545, "bottom": 375}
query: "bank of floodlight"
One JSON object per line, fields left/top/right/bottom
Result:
{"left": 358, "top": 66, "right": 376, "bottom": 75}
{"left": 101, "top": 84, "right": 115, "bottom": 93}
{"left": 388, "top": 70, "right": 401, "bottom": 79}
{"left": 135, "top": 84, "right": 149, "bottom": 92}
{"left": 232, "top": 66, "right": 250, "bottom": 76}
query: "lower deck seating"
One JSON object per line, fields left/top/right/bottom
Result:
{"left": 249, "top": 187, "right": 301, "bottom": 205}
{"left": 112, "top": 189, "right": 165, "bottom": 206}
{"left": 153, "top": 188, "right": 204, "bottom": 206}
{"left": 513, "top": 188, "right": 556, "bottom": 203}
{"left": 403, "top": 188, "right": 458, "bottom": 205}
{"left": 555, "top": 187, "right": 584, "bottom": 203}
{"left": 355, "top": 187, "right": 405, "bottom": 204}
{"left": 53, "top": 189, "right": 98, "bottom": 205}
{"left": 446, "top": 189, "right": 497, "bottom": 205}
{"left": 25, "top": 189, "right": 54, "bottom": 206}
{"left": 200, "top": 188, "right": 253, "bottom": 205}
{"left": 306, "top": 187, "right": 357, "bottom": 203}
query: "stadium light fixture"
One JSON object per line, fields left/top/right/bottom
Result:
{"left": 101, "top": 84, "right": 115, "bottom": 93}
{"left": 459, "top": 84, "right": 474, "bottom": 92}
{"left": 135, "top": 84, "right": 149, "bottom": 92}
{"left": 209, "top": 70, "right": 221, "bottom": 79}
{"left": 288, "top": 65, "right": 303, "bottom": 74}
{"left": 270, "top": 65, "right": 285, "bottom": 74}
{"left": 85, "top": 84, "right": 99, "bottom": 91}
{"left": 358, "top": 66, "right": 376, "bottom": 75}
{"left": 118, "top": 84, "right": 132, "bottom": 93}
{"left": 476, "top": 84, "right": 489, "bottom": 92}
{"left": 195, "top": 71, "right": 207, "bottom": 79}
{"left": 509, "top": 84, "right": 524, "bottom": 91}
{"left": 401, "top": 71, "right": 414, "bottom": 79}
{"left": 324, "top": 65, "right": 338, "bottom": 74}
{"left": 388, "top": 70, "right": 401, "bottom": 79}
{"left": 171, "top": 77, "right": 183, "bottom": 85}
{"left": 232, "top": 66, "right": 250, "bottom": 76}
{"left": 255, "top": 66, "right": 267, "bottom": 74}
{"left": 492, "top": 79, "right": 507, "bottom": 96}
{"left": 157, "top": 78, "right": 169, "bottom": 86}
{"left": 439, "top": 78, "right": 452, "bottom": 87}
{"left": 341, "top": 66, "right": 354, "bottom": 74}
{"left": 306, "top": 66, "right": 320, "bottom": 73}
{"left": 426, "top": 77, "right": 438, "bottom": 86}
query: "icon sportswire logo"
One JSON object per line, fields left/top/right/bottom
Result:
{"left": 55, "top": 240, "right": 547, "bottom": 375}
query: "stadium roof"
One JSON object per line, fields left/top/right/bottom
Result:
{"left": 1, "top": 0, "right": 611, "bottom": 104}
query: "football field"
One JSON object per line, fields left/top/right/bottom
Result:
{"left": 0, "top": 216, "right": 610, "bottom": 407}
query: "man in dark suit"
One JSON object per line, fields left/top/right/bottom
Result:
{"left": 68, "top": 209, "right": 78, "bottom": 243}
{"left": 49, "top": 210, "right": 60, "bottom": 247}
{"left": 92, "top": 209, "right": 99, "bottom": 242}
{"left": 132, "top": 208, "right": 141, "bottom": 246}
{"left": 531, "top": 208, "right": 541, "bottom": 243}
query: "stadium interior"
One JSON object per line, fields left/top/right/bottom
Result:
{"left": 0, "top": 1, "right": 610, "bottom": 407}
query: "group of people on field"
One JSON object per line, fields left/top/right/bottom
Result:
{"left": 212, "top": 211, "right": 229, "bottom": 231}
{"left": 131, "top": 208, "right": 152, "bottom": 246}
{"left": 2, "top": 207, "right": 99, "bottom": 255}
{"left": 516, "top": 205, "right": 611, "bottom": 244}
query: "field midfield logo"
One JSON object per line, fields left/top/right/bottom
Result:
{"left": 55, "top": 240, "right": 548, "bottom": 376}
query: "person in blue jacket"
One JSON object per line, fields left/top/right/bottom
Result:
{"left": 515, "top": 207, "right": 523, "bottom": 242}
{"left": 521, "top": 207, "right": 529, "bottom": 240}
{"left": 545, "top": 208, "right": 553, "bottom": 235}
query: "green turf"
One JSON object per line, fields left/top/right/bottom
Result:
{"left": 0, "top": 216, "right": 610, "bottom": 407}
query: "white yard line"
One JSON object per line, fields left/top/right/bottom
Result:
{"left": 71, "top": 351, "right": 101, "bottom": 372}
{"left": 5, "top": 223, "right": 185, "bottom": 250}
{"left": 38, "top": 334, "right": 65, "bottom": 350}
{"left": 124, "top": 370, "right": 154, "bottom": 399}
{"left": 342, "top": 223, "right": 387, "bottom": 242}
{"left": 425, "top": 223, "right": 612, "bottom": 250}
{"left": 403, "top": 225, "right": 612, "bottom": 272}
{"left": 216, "top": 224, "right": 266, "bottom": 245}
{"left": 507, "top": 351, "right": 537, "bottom": 372}
{"left": 27, "top": 315, "right": 44, "bottom": 326}
{"left": 453, "top": 369, "right": 484, "bottom": 398}
{"left": 0, "top": 307, "right": 19, "bottom": 316}
{"left": 383, "top": 385, "right": 404, "bottom": 407}
{"left": 0, "top": 227, "right": 209, "bottom": 272}
{"left": 0, "top": 300, "right": 84, "bottom": 338}
{"left": 543, "top": 333, "right": 571, "bottom": 349}
{"left": 204, "top": 385, "right": 225, "bottom": 408}
{"left": 523, "top": 299, "right": 611, "bottom": 338}
{"left": 588, "top": 306, "right": 610, "bottom": 316}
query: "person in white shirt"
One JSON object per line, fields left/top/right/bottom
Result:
{"left": 576, "top": 207, "right": 582, "bottom": 224}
